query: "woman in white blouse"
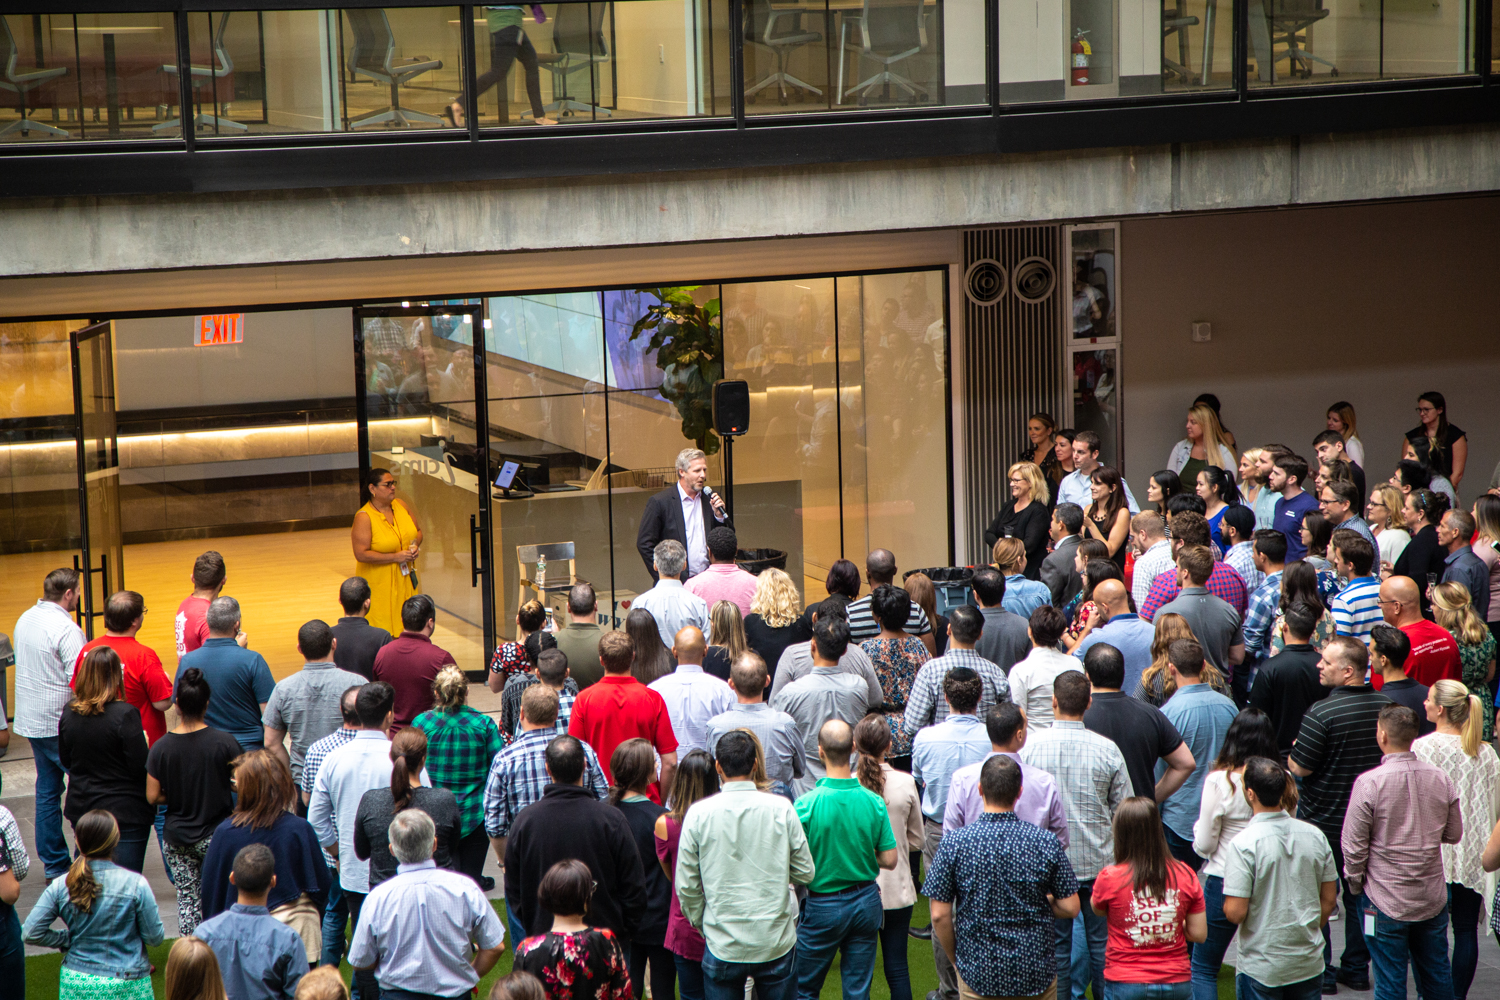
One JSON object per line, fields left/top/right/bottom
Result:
{"left": 1412, "top": 680, "right": 1500, "bottom": 1000}
{"left": 1189, "top": 709, "right": 1284, "bottom": 1000}
{"left": 854, "top": 713, "right": 923, "bottom": 1000}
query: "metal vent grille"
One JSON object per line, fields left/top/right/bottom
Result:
{"left": 962, "top": 226, "right": 1064, "bottom": 565}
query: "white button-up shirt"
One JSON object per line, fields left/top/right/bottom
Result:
{"left": 13, "top": 600, "right": 85, "bottom": 739}
{"left": 678, "top": 484, "right": 726, "bottom": 577}
{"left": 309, "top": 730, "right": 429, "bottom": 894}
{"left": 1056, "top": 468, "right": 1141, "bottom": 515}
{"left": 649, "top": 663, "right": 735, "bottom": 754}
{"left": 631, "top": 578, "right": 711, "bottom": 648}
{"left": 348, "top": 859, "right": 505, "bottom": 996}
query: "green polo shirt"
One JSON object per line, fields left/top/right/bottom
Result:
{"left": 794, "top": 776, "right": 897, "bottom": 893}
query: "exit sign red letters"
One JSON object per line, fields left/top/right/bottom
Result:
{"left": 194, "top": 314, "right": 245, "bottom": 346}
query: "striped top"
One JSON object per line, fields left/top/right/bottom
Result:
{"left": 1330, "top": 576, "right": 1383, "bottom": 645}
{"left": 12, "top": 600, "right": 85, "bottom": 738}
{"left": 1289, "top": 685, "right": 1392, "bottom": 834}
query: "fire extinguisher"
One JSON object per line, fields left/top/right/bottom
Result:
{"left": 1072, "top": 28, "right": 1092, "bottom": 86}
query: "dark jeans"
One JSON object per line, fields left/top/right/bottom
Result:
{"left": 675, "top": 954, "right": 706, "bottom": 1000}
{"left": 454, "top": 825, "right": 490, "bottom": 886}
{"left": 1103, "top": 983, "right": 1191, "bottom": 1000}
{"left": 106, "top": 821, "right": 151, "bottom": 874}
{"left": 630, "top": 941, "right": 677, "bottom": 1000}
{"left": 0, "top": 903, "right": 22, "bottom": 997}
{"left": 1234, "top": 972, "right": 1324, "bottom": 1000}
{"left": 346, "top": 889, "right": 379, "bottom": 1000}
{"left": 1317, "top": 829, "right": 1368, "bottom": 982}
{"left": 31, "top": 735, "right": 71, "bottom": 877}
{"left": 701, "top": 944, "right": 798, "bottom": 1000}
{"left": 1163, "top": 826, "right": 1204, "bottom": 873}
{"left": 472, "top": 26, "right": 545, "bottom": 121}
{"left": 1189, "top": 875, "right": 1238, "bottom": 1000}
{"left": 1056, "top": 878, "right": 1107, "bottom": 1000}
{"left": 796, "top": 883, "right": 883, "bottom": 1000}
{"left": 879, "top": 905, "right": 914, "bottom": 1000}
{"left": 321, "top": 871, "right": 347, "bottom": 968}
{"left": 1364, "top": 897, "right": 1453, "bottom": 1000}
{"left": 1448, "top": 883, "right": 1482, "bottom": 1000}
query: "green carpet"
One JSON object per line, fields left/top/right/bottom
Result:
{"left": 22, "top": 897, "right": 1238, "bottom": 1000}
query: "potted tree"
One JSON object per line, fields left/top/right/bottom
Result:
{"left": 629, "top": 286, "right": 724, "bottom": 454}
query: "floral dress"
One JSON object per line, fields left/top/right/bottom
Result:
{"left": 1268, "top": 608, "right": 1336, "bottom": 656}
{"left": 1451, "top": 629, "right": 1497, "bottom": 744}
{"left": 860, "top": 636, "right": 930, "bottom": 756}
{"left": 516, "top": 927, "right": 633, "bottom": 1000}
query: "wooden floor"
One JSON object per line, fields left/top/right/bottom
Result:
{"left": 0, "top": 529, "right": 486, "bottom": 711}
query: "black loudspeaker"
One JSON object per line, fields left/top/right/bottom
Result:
{"left": 713, "top": 380, "right": 750, "bottom": 437}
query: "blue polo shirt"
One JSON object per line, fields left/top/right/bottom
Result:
{"left": 177, "top": 637, "right": 277, "bottom": 749}
{"left": 1156, "top": 683, "right": 1238, "bottom": 839}
{"left": 1073, "top": 613, "right": 1155, "bottom": 699}
{"left": 1274, "top": 491, "right": 1322, "bottom": 562}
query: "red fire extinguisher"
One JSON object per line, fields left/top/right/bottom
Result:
{"left": 1072, "top": 29, "right": 1092, "bottom": 86}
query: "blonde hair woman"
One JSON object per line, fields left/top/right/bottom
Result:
{"left": 991, "top": 537, "right": 1053, "bottom": 619}
{"left": 414, "top": 664, "right": 505, "bottom": 885}
{"left": 982, "top": 461, "right": 1052, "bottom": 578}
{"left": 1431, "top": 583, "right": 1496, "bottom": 744}
{"left": 1136, "top": 613, "right": 1226, "bottom": 706}
{"left": 1413, "top": 679, "right": 1500, "bottom": 1000}
{"left": 1366, "top": 483, "right": 1411, "bottom": 572}
{"left": 743, "top": 567, "right": 811, "bottom": 687}
{"left": 905, "top": 573, "right": 948, "bottom": 656}
{"left": 1471, "top": 495, "right": 1500, "bottom": 630}
{"left": 1167, "top": 403, "right": 1237, "bottom": 488}
{"left": 1325, "top": 402, "right": 1365, "bottom": 467}
{"left": 164, "top": 936, "right": 227, "bottom": 1000}
{"left": 704, "top": 599, "right": 749, "bottom": 680}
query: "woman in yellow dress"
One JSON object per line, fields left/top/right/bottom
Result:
{"left": 352, "top": 468, "right": 423, "bottom": 636}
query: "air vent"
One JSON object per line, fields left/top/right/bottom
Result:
{"left": 1012, "top": 257, "right": 1056, "bottom": 303}
{"left": 963, "top": 259, "right": 1008, "bottom": 306}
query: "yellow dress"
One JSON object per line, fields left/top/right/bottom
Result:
{"left": 354, "top": 499, "right": 419, "bottom": 636}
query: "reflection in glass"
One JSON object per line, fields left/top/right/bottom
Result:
{"left": 1072, "top": 348, "right": 1118, "bottom": 469}
{"left": 1071, "top": 228, "right": 1115, "bottom": 340}
{"left": 1246, "top": 0, "right": 1473, "bottom": 87}
{"left": 1160, "top": 0, "right": 1237, "bottom": 91}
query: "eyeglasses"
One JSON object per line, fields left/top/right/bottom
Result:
{"left": 377, "top": 479, "right": 398, "bottom": 488}
{"left": 1376, "top": 598, "right": 1402, "bottom": 606}
{"left": 1368, "top": 501, "right": 1387, "bottom": 509}
{"left": 1416, "top": 406, "right": 1437, "bottom": 414}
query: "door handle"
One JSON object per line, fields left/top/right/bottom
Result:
{"left": 470, "top": 514, "right": 482, "bottom": 588}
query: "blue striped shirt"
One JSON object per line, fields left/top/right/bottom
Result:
{"left": 481, "top": 727, "right": 607, "bottom": 838}
{"left": 1331, "top": 576, "right": 1383, "bottom": 645}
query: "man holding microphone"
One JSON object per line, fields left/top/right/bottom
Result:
{"left": 637, "top": 448, "right": 733, "bottom": 582}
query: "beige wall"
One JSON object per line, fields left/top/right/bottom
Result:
{"left": 1119, "top": 195, "right": 1500, "bottom": 506}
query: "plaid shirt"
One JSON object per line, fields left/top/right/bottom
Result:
{"left": 500, "top": 673, "right": 579, "bottom": 743}
{"left": 1139, "top": 562, "right": 1248, "bottom": 622}
{"left": 482, "top": 727, "right": 608, "bottom": 838}
{"left": 1018, "top": 721, "right": 1131, "bottom": 881}
{"left": 900, "top": 648, "right": 1011, "bottom": 740}
{"left": 1242, "top": 572, "right": 1285, "bottom": 658}
{"left": 1224, "top": 541, "right": 1264, "bottom": 594}
{"left": 302, "top": 727, "right": 359, "bottom": 795}
{"left": 414, "top": 706, "right": 506, "bottom": 836}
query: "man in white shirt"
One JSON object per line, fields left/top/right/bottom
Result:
{"left": 650, "top": 626, "right": 734, "bottom": 754}
{"left": 632, "top": 540, "right": 711, "bottom": 648}
{"left": 1005, "top": 606, "right": 1084, "bottom": 734}
{"left": 1056, "top": 430, "right": 1140, "bottom": 513}
{"left": 1129, "top": 512, "right": 1173, "bottom": 610}
{"left": 13, "top": 567, "right": 85, "bottom": 878}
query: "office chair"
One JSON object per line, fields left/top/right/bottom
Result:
{"left": 744, "top": 0, "right": 825, "bottom": 105}
{"left": 154, "top": 11, "right": 246, "bottom": 134}
{"left": 530, "top": 3, "right": 611, "bottom": 119}
{"left": 0, "top": 15, "right": 69, "bottom": 138}
{"left": 1161, "top": 0, "right": 1200, "bottom": 85}
{"left": 1269, "top": 0, "right": 1337, "bottom": 79}
{"left": 838, "top": 0, "right": 928, "bottom": 106}
{"left": 345, "top": 8, "right": 445, "bottom": 128}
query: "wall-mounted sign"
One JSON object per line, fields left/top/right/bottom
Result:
{"left": 194, "top": 314, "right": 245, "bottom": 346}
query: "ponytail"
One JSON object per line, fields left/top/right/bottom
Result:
{"left": 389, "top": 728, "right": 427, "bottom": 813}
{"left": 1460, "top": 694, "right": 1483, "bottom": 758}
{"left": 66, "top": 810, "right": 119, "bottom": 912}
{"left": 852, "top": 714, "right": 889, "bottom": 797}
{"left": 1430, "top": 679, "right": 1482, "bottom": 757}
{"left": 1281, "top": 768, "right": 1300, "bottom": 816}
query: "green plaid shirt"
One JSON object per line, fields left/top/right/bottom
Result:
{"left": 413, "top": 705, "right": 506, "bottom": 836}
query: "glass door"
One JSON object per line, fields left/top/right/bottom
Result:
{"left": 354, "top": 306, "right": 495, "bottom": 676}
{"left": 69, "top": 320, "right": 124, "bottom": 639}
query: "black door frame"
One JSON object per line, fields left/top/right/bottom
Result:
{"left": 69, "top": 319, "right": 121, "bottom": 639}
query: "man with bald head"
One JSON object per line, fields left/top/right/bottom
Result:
{"left": 1377, "top": 576, "right": 1460, "bottom": 688}
{"left": 1071, "top": 579, "right": 1155, "bottom": 697}
{"left": 793, "top": 718, "right": 899, "bottom": 1000}
{"left": 846, "top": 548, "right": 936, "bottom": 655}
{"left": 648, "top": 625, "right": 734, "bottom": 754}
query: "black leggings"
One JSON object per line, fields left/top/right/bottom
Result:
{"left": 473, "top": 25, "right": 545, "bottom": 121}
{"left": 879, "top": 905, "right": 914, "bottom": 1000}
{"left": 629, "top": 941, "right": 677, "bottom": 1000}
{"left": 454, "top": 825, "right": 490, "bottom": 885}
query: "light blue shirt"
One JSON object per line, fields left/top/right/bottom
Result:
{"left": 911, "top": 713, "right": 992, "bottom": 822}
{"left": 650, "top": 663, "right": 735, "bottom": 754}
{"left": 1156, "top": 683, "right": 1238, "bottom": 839}
{"left": 1058, "top": 469, "right": 1140, "bottom": 514}
{"left": 1001, "top": 576, "right": 1053, "bottom": 619}
{"left": 22, "top": 860, "right": 163, "bottom": 979}
{"left": 196, "top": 904, "right": 306, "bottom": 1000}
{"left": 631, "top": 578, "right": 712, "bottom": 647}
{"left": 1073, "top": 613, "right": 1155, "bottom": 698}
{"left": 309, "top": 730, "right": 430, "bottom": 893}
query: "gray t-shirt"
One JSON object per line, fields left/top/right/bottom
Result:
{"left": 1154, "top": 587, "right": 1244, "bottom": 673}
{"left": 974, "top": 607, "right": 1031, "bottom": 673}
{"left": 770, "top": 667, "right": 871, "bottom": 796}
{"left": 262, "top": 661, "right": 370, "bottom": 784}
{"left": 770, "top": 642, "right": 883, "bottom": 706}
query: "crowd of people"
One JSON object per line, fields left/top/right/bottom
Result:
{"left": 4, "top": 412, "right": 1500, "bottom": 1000}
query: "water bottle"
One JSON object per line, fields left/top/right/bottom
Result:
{"left": 537, "top": 554, "right": 547, "bottom": 590}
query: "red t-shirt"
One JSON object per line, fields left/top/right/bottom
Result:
{"left": 567, "top": 674, "right": 679, "bottom": 786}
{"left": 72, "top": 635, "right": 174, "bottom": 745}
{"left": 1092, "top": 860, "right": 1205, "bottom": 984}
{"left": 1395, "top": 619, "right": 1462, "bottom": 688}
{"left": 175, "top": 595, "right": 211, "bottom": 661}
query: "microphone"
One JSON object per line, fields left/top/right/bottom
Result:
{"left": 703, "top": 485, "right": 725, "bottom": 511}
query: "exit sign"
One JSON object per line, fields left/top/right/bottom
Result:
{"left": 195, "top": 314, "right": 245, "bottom": 346}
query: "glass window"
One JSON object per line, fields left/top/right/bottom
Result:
{"left": 0, "top": 12, "right": 179, "bottom": 143}
{"left": 744, "top": 0, "right": 986, "bottom": 114}
{"left": 473, "top": 0, "right": 732, "bottom": 128}
{"left": 1070, "top": 228, "right": 1116, "bottom": 340}
{"left": 1246, "top": 0, "right": 1473, "bottom": 87}
{"left": 1066, "top": 224, "right": 1120, "bottom": 470}
{"left": 1071, "top": 347, "right": 1119, "bottom": 469}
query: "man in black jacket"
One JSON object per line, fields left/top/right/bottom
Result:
{"left": 504, "top": 734, "right": 648, "bottom": 942}
{"left": 1040, "top": 503, "right": 1085, "bottom": 606}
{"left": 636, "top": 447, "right": 733, "bottom": 582}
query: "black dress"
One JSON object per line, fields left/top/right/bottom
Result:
{"left": 1405, "top": 423, "right": 1465, "bottom": 479}
{"left": 982, "top": 499, "right": 1051, "bottom": 579}
{"left": 1087, "top": 506, "right": 1130, "bottom": 571}
{"left": 744, "top": 614, "right": 813, "bottom": 687}
{"left": 1393, "top": 523, "right": 1448, "bottom": 614}
{"left": 58, "top": 700, "right": 153, "bottom": 830}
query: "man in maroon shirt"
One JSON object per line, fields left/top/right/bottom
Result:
{"left": 568, "top": 629, "right": 678, "bottom": 798}
{"left": 175, "top": 550, "right": 227, "bottom": 662}
{"left": 371, "top": 594, "right": 457, "bottom": 734}
{"left": 1377, "top": 576, "right": 1460, "bottom": 687}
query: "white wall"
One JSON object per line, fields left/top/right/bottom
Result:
{"left": 1119, "top": 196, "right": 1500, "bottom": 506}
{"left": 115, "top": 307, "right": 355, "bottom": 411}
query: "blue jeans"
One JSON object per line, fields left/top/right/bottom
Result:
{"left": 1162, "top": 826, "right": 1203, "bottom": 874}
{"left": 1235, "top": 973, "right": 1323, "bottom": 1000}
{"left": 110, "top": 822, "right": 151, "bottom": 874}
{"left": 31, "top": 735, "right": 71, "bottom": 877}
{"left": 796, "top": 883, "right": 883, "bottom": 1000}
{"left": 702, "top": 944, "right": 799, "bottom": 1000}
{"left": 506, "top": 900, "right": 527, "bottom": 952}
{"left": 154, "top": 804, "right": 174, "bottom": 884}
{"left": 1103, "top": 982, "right": 1191, "bottom": 1000}
{"left": 320, "top": 872, "right": 347, "bottom": 967}
{"left": 1364, "top": 898, "right": 1453, "bottom": 1000}
{"left": 1070, "top": 914, "right": 1088, "bottom": 1000}
{"left": 675, "top": 954, "right": 706, "bottom": 1000}
{"left": 1055, "top": 879, "right": 1107, "bottom": 1000}
{"left": 1448, "top": 884, "right": 1482, "bottom": 1000}
{"left": 1190, "top": 875, "right": 1238, "bottom": 1000}
{"left": 0, "top": 903, "right": 23, "bottom": 998}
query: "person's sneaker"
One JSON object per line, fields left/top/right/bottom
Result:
{"left": 927, "top": 992, "right": 944, "bottom": 1000}
{"left": 1334, "top": 970, "right": 1371, "bottom": 991}
{"left": 479, "top": 875, "right": 496, "bottom": 892}
{"left": 1321, "top": 981, "right": 1337, "bottom": 996}
{"left": 908, "top": 924, "right": 932, "bottom": 940}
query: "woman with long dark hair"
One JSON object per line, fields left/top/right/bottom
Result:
{"left": 854, "top": 715, "right": 922, "bottom": 1000}
{"left": 352, "top": 466, "right": 423, "bottom": 636}
{"left": 1091, "top": 798, "right": 1207, "bottom": 999}
{"left": 1195, "top": 466, "right": 1241, "bottom": 550}
{"left": 1263, "top": 561, "right": 1334, "bottom": 657}
{"left": 354, "top": 727, "right": 461, "bottom": 888}
{"left": 1063, "top": 555, "right": 1124, "bottom": 652}
{"left": 1298, "top": 512, "right": 1335, "bottom": 575}
{"left": 1404, "top": 390, "right": 1467, "bottom": 487}
{"left": 23, "top": 809, "right": 164, "bottom": 1000}
{"left": 1083, "top": 466, "right": 1131, "bottom": 570}
{"left": 626, "top": 608, "right": 676, "bottom": 685}
{"left": 653, "top": 750, "right": 720, "bottom": 1000}
{"left": 1147, "top": 469, "right": 1183, "bottom": 524}
{"left": 1021, "top": 411, "right": 1059, "bottom": 476}
{"left": 1189, "top": 710, "right": 1282, "bottom": 1000}
{"left": 610, "top": 739, "right": 674, "bottom": 1000}
{"left": 860, "top": 585, "right": 929, "bottom": 770}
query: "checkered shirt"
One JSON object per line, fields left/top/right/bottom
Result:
{"left": 414, "top": 706, "right": 506, "bottom": 835}
{"left": 482, "top": 726, "right": 608, "bottom": 838}
{"left": 500, "top": 673, "right": 579, "bottom": 743}
{"left": 302, "top": 726, "right": 359, "bottom": 796}
{"left": 900, "top": 648, "right": 1011, "bottom": 740}
{"left": 1139, "top": 562, "right": 1248, "bottom": 622}
{"left": 1018, "top": 720, "right": 1132, "bottom": 881}
{"left": 1224, "top": 541, "right": 1264, "bottom": 595}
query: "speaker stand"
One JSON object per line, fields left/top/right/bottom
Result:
{"left": 722, "top": 434, "right": 735, "bottom": 517}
